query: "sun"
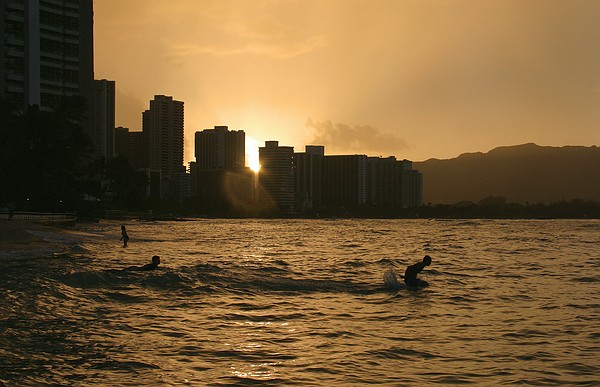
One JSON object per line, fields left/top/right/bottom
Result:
{"left": 246, "top": 136, "right": 261, "bottom": 172}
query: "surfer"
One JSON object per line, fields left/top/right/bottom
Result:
{"left": 404, "top": 255, "right": 432, "bottom": 288}
{"left": 120, "top": 225, "right": 129, "bottom": 247}
{"left": 124, "top": 255, "right": 161, "bottom": 271}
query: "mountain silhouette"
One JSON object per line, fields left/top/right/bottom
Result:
{"left": 414, "top": 143, "right": 600, "bottom": 205}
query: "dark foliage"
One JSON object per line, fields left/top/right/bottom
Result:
{"left": 0, "top": 97, "right": 94, "bottom": 211}
{"left": 0, "top": 97, "right": 147, "bottom": 216}
{"left": 414, "top": 198, "right": 600, "bottom": 219}
{"left": 104, "top": 156, "right": 148, "bottom": 210}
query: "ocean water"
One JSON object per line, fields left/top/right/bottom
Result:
{"left": 1, "top": 219, "right": 599, "bottom": 386}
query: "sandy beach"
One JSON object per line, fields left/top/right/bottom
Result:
{"left": 0, "top": 220, "right": 95, "bottom": 259}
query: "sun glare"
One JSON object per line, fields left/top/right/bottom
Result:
{"left": 246, "top": 136, "right": 261, "bottom": 172}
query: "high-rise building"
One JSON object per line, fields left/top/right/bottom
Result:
{"left": 294, "top": 145, "right": 324, "bottom": 211}
{"left": 142, "top": 95, "right": 185, "bottom": 198}
{"left": 142, "top": 95, "right": 184, "bottom": 175}
{"left": 0, "top": 0, "right": 94, "bottom": 115}
{"left": 195, "top": 126, "right": 245, "bottom": 170}
{"left": 114, "top": 126, "right": 129, "bottom": 158}
{"left": 127, "top": 131, "right": 146, "bottom": 169}
{"left": 193, "top": 125, "right": 253, "bottom": 210}
{"left": 93, "top": 79, "right": 115, "bottom": 160}
{"left": 114, "top": 126, "right": 146, "bottom": 169}
{"left": 366, "top": 156, "right": 402, "bottom": 207}
{"left": 321, "top": 154, "right": 367, "bottom": 209}
{"left": 259, "top": 141, "right": 294, "bottom": 211}
{"left": 399, "top": 160, "right": 423, "bottom": 208}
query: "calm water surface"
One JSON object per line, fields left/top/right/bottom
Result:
{"left": 1, "top": 219, "right": 599, "bottom": 385}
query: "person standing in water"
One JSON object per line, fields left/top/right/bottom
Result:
{"left": 404, "top": 255, "right": 432, "bottom": 288}
{"left": 120, "top": 225, "right": 129, "bottom": 247}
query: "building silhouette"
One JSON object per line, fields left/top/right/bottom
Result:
{"left": 0, "top": 0, "right": 94, "bottom": 129}
{"left": 195, "top": 126, "right": 245, "bottom": 170}
{"left": 93, "top": 79, "right": 115, "bottom": 160}
{"left": 291, "top": 146, "right": 423, "bottom": 214}
{"left": 127, "top": 130, "right": 146, "bottom": 169}
{"left": 259, "top": 141, "right": 294, "bottom": 211}
{"left": 366, "top": 156, "right": 402, "bottom": 207}
{"left": 365, "top": 156, "right": 423, "bottom": 208}
{"left": 114, "top": 126, "right": 128, "bottom": 159}
{"left": 193, "top": 126, "right": 253, "bottom": 211}
{"left": 114, "top": 126, "right": 146, "bottom": 169}
{"left": 321, "top": 154, "right": 368, "bottom": 210}
{"left": 399, "top": 160, "right": 423, "bottom": 208}
{"left": 142, "top": 95, "right": 185, "bottom": 199}
{"left": 294, "top": 145, "right": 324, "bottom": 211}
{"left": 251, "top": 141, "right": 424, "bottom": 214}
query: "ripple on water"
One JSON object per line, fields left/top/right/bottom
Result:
{"left": 1, "top": 219, "right": 599, "bottom": 386}
{"left": 364, "top": 347, "right": 439, "bottom": 361}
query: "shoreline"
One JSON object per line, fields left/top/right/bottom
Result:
{"left": 0, "top": 220, "right": 97, "bottom": 260}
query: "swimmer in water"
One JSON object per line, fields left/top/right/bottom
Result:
{"left": 404, "top": 255, "right": 432, "bottom": 288}
{"left": 124, "top": 255, "right": 160, "bottom": 271}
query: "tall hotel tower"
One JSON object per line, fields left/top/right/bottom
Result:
{"left": 195, "top": 126, "right": 245, "bottom": 170}
{"left": 294, "top": 145, "right": 324, "bottom": 211}
{"left": 143, "top": 95, "right": 184, "bottom": 176}
{"left": 142, "top": 95, "right": 185, "bottom": 198}
{"left": 193, "top": 126, "right": 253, "bottom": 209}
{"left": 0, "top": 0, "right": 94, "bottom": 113}
{"left": 93, "top": 79, "right": 115, "bottom": 160}
{"left": 259, "top": 141, "right": 294, "bottom": 211}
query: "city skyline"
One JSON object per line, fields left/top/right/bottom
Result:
{"left": 95, "top": 1, "right": 600, "bottom": 166}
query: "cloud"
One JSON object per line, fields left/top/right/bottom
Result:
{"left": 306, "top": 119, "right": 407, "bottom": 156}
{"left": 163, "top": 4, "right": 329, "bottom": 61}
{"left": 166, "top": 33, "right": 328, "bottom": 60}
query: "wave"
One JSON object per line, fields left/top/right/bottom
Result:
{"left": 573, "top": 276, "right": 600, "bottom": 283}
{"left": 59, "top": 268, "right": 199, "bottom": 292}
{"left": 364, "top": 347, "right": 439, "bottom": 361}
{"left": 89, "top": 359, "right": 160, "bottom": 371}
{"left": 342, "top": 259, "right": 367, "bottom": 268}
{"left": 576, "top": 222, "right": 600, "bottom": 229}
{"left": 56, "top": 263, "right": 396, "bottom": 296}
{"left": 68, "top": 244, "right": 90, "bottom": 253}
{"left": 196, "top": 267, "right": 377, "bottom": 294}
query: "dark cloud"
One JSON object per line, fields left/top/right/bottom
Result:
{"left": 306, "top": 119, "right": 407, "bottom": 156}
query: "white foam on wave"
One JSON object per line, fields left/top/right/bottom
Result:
{"left": 25, "top": 229, "right": 100, "bottom": 244}
{"left": 383, "top": 268, "right": 401, "bottom": 289}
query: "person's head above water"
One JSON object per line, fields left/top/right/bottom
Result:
{"left": 151, "top": 255, "right": 160, "bottom": 265}
{"left": 423, "top": 255, "right": 432, "bottom": 266}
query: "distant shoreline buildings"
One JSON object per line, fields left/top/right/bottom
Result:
{"left": 1, "top": 1, "right": 422, "bottom": 214}
{"left": 189, "top": 128, "right": 423, "bottom": 213}
{"left": 113, "top": 123, "right": 423, "bottom": 213}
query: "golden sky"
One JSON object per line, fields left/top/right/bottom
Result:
{"left": 94, "top": 0, "right": 600, "bottom": 165}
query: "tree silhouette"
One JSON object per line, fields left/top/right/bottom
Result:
{"left": 104, "top": 155, "right": 148, "bottom": 210}
{"left": 0, "top": 97, "right": 94, "bottom": 211}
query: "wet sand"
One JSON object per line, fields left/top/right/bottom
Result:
{"left": 0, "top": 220, "right": 94, "bottom": 259}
